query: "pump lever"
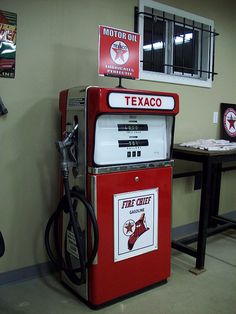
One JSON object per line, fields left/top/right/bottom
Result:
{"left": 63, "top": 124, "right": 78, "bottom": 147}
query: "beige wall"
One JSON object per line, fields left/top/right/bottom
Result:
{"left": 0, "top": 0, "right": 235, "bottom": 273}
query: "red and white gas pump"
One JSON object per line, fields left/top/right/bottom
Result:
{"left": 52, "top": 86, "right": 179, "bottom": 308}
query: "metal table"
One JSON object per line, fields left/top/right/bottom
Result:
{"left": 172, "top": 144, "right": 236, "bottom": 274}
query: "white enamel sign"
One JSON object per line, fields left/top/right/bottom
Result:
{"left": 109, "top": 92, "right": 175, "bottom": 110}
{"left": 114, "top": 188, "right": 158, "bottom": 262}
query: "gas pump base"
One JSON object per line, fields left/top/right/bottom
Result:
{"left": 62, "top": 279, "right": 167, "bottom": 310}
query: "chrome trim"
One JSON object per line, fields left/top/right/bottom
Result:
{"left": 88, "top": 160, "right": 174, "bottom": 174}
{"left": 83, "top": 86, "right": 99, "bottom": 193}
{"left": 90, "top": 175, "right": 97, "bottom": 217}
{"left": 90, "top": 175, "right": 98, "bottom": 265}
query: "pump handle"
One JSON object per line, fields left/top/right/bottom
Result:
{"left": 56, "top": 124, "right": 79, "bottom": 174}
{"left": 62, "top": 124, "right": 78, "bottom": 147}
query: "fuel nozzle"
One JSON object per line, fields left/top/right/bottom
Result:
{"left": 56, "top": 124, "right": 79, "bottom": 176}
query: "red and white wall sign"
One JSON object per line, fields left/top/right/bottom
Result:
{"left": 98, "top": 25, "right": 140, "bottom": 79}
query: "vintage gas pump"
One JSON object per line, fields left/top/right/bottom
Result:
{"left": 46, "top": 86, "right": 179, "bottom": 308}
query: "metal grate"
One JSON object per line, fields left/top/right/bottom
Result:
{"left": 134, "top": 7, "right": 219, "bottom": 80}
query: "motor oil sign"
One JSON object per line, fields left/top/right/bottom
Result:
{"left": 114, "top": 188, "right": 158, "bottom": 262}
{"left": 98, "top": 25, "right": 140, "bottom": 79}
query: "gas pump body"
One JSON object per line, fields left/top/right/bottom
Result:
{"left": 59, "top": 86, "right": 179, "bottom": 308}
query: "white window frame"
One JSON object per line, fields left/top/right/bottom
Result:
{"left": 138, "top": 0, "right": 215, "bottom": 88}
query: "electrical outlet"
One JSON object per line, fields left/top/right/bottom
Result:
{"left": 213, "top": 112, "right": 218, "bottom": 124}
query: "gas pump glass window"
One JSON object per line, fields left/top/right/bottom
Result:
{"left": 94, "top": 114, "right": 173, "bottom": 166}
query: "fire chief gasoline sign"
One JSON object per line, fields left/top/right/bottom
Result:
{"left": 114, "top": 188, "right": 158, "bottom": 262}
{"left": 98, "top": 25, "right": 140, "bottom": 79}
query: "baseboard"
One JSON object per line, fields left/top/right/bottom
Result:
{"left": 0, "top": 262, "right": 55, "bottom": 286}
{"left": 172, "top": 210, "right": 236, "bottom": 239}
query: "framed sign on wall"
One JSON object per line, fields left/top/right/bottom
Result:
{"left": 220, "top": 103, "right": 236, "bottom": 142}
{"left": 0, "top": 10, "right": 17, "bottom": 79}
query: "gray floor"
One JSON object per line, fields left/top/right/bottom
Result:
{"left": 0, "top": 231, "right": 235, "bottom": 314}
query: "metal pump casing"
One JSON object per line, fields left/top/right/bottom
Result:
{"left": 59, "top": 86, "right": 179, "bottom": 308}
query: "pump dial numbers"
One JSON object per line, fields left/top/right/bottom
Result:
{"left": 118, "top": 124, "right": 148, "bottom": 132}
{"left": 127, "top": 150, "right": 141, "bottom": 158}
{"left": 118, "top": 139, "right": 149, "bottom": 148}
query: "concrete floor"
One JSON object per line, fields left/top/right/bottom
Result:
{"left": 0, "top": 230, "right": 235, "bottom": 314}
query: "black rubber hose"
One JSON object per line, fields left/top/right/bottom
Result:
{"left": 63, "top": 179, "right": 86, "bottom": 282}
{"left": 45, "top": 188, "right": 99, "bottom": 285}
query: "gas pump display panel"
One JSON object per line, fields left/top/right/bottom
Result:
{"left": 94, "top": 114, "right": 173, "bottom": 165}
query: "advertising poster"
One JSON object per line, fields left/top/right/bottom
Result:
{"left": 0, "top": 10, "right": 17, "bottom": 78}
{"left": 98, "top": 25, "right": 140, "bottom": 79}
{"left": 114, "top": 188, "right": 158, "bottom": 262}
{"left": 221, "top": 103, "right": 236, "bottom": 142}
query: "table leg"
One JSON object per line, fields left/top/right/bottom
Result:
{"left": 192, "top": 159, "right": 212, "bottom": 272}
{"left": 208, "top": 162, "right": 222, "bottom": 227}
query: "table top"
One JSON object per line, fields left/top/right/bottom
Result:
{"left": 173, "top": 144, "right": 236, "bottom": 162}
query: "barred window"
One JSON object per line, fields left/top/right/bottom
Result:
{"left": 135, "top": 0, "right": 218, "bottom": 88}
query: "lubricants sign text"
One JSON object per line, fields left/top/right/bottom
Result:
{"left": 98, "top": 25, "right": 140, "bottom": 79}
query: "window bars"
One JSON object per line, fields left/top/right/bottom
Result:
{"left": 134, "top": 7, "right": 219, "bottom": 81}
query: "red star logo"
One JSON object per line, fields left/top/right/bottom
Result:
{"left": 125, "top": 221, "right": 134, "bottom": 234}
{"left": 227, "top": 114, "right": 236, "bottom": 129}
{"left": 112, "top": 42, "right": 127, "bottom": 62}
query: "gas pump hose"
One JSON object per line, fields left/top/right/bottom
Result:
{"left": 45, "top": 183, "right": 99, "bottom": 285}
